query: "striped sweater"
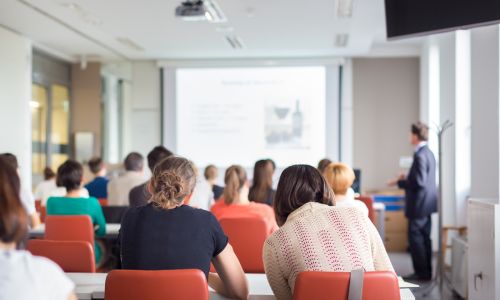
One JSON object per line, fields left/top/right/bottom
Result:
{"left": 263, "top": 202, "right": 394, "bottom": 300}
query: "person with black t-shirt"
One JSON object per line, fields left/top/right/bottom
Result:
{"left": 120, "top": 156, "right": 248, "bottom": 300}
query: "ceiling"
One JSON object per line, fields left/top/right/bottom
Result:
{"left": 0, "top": 0, "right": 422, "bottom": 62}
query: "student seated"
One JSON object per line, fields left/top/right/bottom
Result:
{"left": 84, "top": 157, "right": 109, "bottom": 199}
{"left": 108, "top": 152, "right": 145, "bottom": 206}
{"left": 317, "top": 158, "right": 332, "bottom": 176}
{"left": 204, "top": 164, "right": 224, "bottom": 200}
{"left": 263, "top": 165, "right": 394, "bottom": 300}
{"left": 34, "top": 166, "right": 58, "bottom": 206}
{"left": 0, "top": 153, "right": 40, "bottom": 228}
{"left": 46, "top": 160, "right": 106, "bottom": 263}
{"left": 249, "top": 159, "right": 275, "bottom": 206}
{"left": 189, "top": 163, "right": 214, "bottom": 211}
{"left": 0, "top": 158, "right": 76, "bottom": 300}
{"left": 129, "top": 146, "right": 173, "bottom": 208}
{"left": 120, "top": 157, "right": 248, "bottom": 300}
{"left": 210, "top": 165, "right": 278, "bottom": 234}
{"left": 324, "top": 162, "right": 368, "bottom": 216}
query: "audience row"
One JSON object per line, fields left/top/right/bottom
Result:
{"left": 0, "top": 148, "right": 391, "bottom": 300}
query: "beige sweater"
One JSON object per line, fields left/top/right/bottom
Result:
{"left": 263, "top": 202, "right": 394, "bottom": 300}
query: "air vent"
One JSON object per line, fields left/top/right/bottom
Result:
{"left": 225, "top": 35, "right": 244, "bottom": 49}
{"left": 116, "top": 37, "right": 145, "bottom": 51}
{"left": 335, "top": 34, "right": 349, "bottom": 47}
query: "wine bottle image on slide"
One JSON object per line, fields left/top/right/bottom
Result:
{"left": 292, "top": 99, "right": 303, "bottom": 138}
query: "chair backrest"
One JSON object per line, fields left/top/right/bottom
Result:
{"left": 45, "top": 215, "right": 94, "bottom": 246}
{"left": 219, "top": 216, "right": 268, "bottom": 273}
{"left": 101, "top": 206, "right": 129, "bottom": 223}
{"left": 292, "top": 271, "right": 400, "bottom": 300}
{"left": 356, "top": 196, "right": 375, "bottom": 223}
{"left": 105, "top": 269, "right": 209, "bottom": 300}
{"left": 27, "top": 239, "right": 95, "bottom": 272}
{"left": 98, "top": 198, "right": 108, "bottom": 206}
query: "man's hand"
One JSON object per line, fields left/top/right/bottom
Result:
{"left": 387, "top": 173, "right": 406, "bottom": 187}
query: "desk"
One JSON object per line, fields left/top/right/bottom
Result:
{"left": 67, "top": 273, "right": 417, "bottom": 300}
{"left": 30, "top": 223, "right": 121, "bottom": 239}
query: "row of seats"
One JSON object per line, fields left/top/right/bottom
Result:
{"left": 106, "top": 269, "right": 400, "bottom": 300}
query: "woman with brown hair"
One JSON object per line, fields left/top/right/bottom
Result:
{"left": 249, "top": 159, "right": 275, "bottom": 206}
{"left": 120, "top": 157, "right": 248, "bottom": 300}
{"left": 0, "top": 157, "right": 76, "bottom": 300}
{"left": 263, "top": 165, "right": 393, "bottom": 300}
{"left": 210, "top": 165, "right": 278, "bottom": 234}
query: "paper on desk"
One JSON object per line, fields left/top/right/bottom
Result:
{"left": 398, "top": 277, "right": 419, "bottom": 288}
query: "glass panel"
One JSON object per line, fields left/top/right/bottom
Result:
{"left": 50, "top": 84, "right": 70, "bottom": 171}
{"left": 31, "top": 84, "right": 48, "bottom": 187}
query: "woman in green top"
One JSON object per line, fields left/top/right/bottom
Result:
{"left": 46, "top": 159, "right": 106, "bottom": 264}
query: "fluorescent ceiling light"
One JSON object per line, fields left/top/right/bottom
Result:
{"left": 225, "top": 35, "right": 245, "bottom": 49}
{"left": 336, "top": 0, "right": 353, "bottom": 18}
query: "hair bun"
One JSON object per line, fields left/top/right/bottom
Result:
{"left": 154, "top": 171, "right": 185, "bottom": 204}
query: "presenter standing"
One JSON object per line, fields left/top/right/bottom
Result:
{"left": 388, "top": 122, "right": 437, "bottom": 281}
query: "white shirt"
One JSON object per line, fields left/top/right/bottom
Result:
{"left": 50, "top": 187, "right": 89, "bottom": 199}
{"left": 189, "top": 178, "right": 214, "bottom": 211}
{"left": 34, "top": 179, "right": 58, "bottom": 206}
{"left": 107, "top": 171, "right": 145, "bottom": 206}
{"left": 334, "top": 195, "right": 370, "bottom": 217}
{"left": 19, "top": 188, "right": 36, "bottom": 215}
{"left": 415, "top": 141, "right": 427, "bottom": 153}
{"left": 0, "top": 249, "right": 74, "bottom": 300}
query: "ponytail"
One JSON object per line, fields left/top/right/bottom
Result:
{"left": 223, "top": 165, "right": 247, "bottom": 205}
{"left": 0, "top": 157, "right": 28, "bottom": 244}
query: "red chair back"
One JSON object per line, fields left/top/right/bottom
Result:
{"left": 26, "top": 239, "right": 95, "bottom": 272}
{"left": 219, "top": 216, "right": 268, "bottom": 273}
{"left": 105, "top": 269, "right": 209, "bottom": 300}
{"left": 293, "top": 271, "right": 400, "bottom": 300}
{"left": 356, "top": 196, "right": 376, "bottom": 223}
{"left": 45, "top": 215, "right": 94, "bottom": 246}
{"left": 98, "top": 198, "right": 108, "bottom": 206}
{"left": 40, "top": 206, "right": 47, "bottom": 223}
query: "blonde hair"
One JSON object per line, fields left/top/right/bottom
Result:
{"left": 150, "top": 156, "right": 196, "bottom": 209}
{"left": 223, "top": 165, "right": 247, "bottom": 205}
{"left": 324, "top": 162, "right": 355, "bottom": 195}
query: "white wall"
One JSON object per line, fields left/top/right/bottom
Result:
{"left": 470, "top": 25, "right": 500, "bottom": 203}
{"left": 0, "top": 27, "right": 32, "bottom": 187}
{"left": 123, "top": 61, "right": 162, "bottom": 163}
{"left": 352, "top": 57, "right": 420, "bottom": 191}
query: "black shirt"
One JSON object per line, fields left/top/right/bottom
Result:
{"left": 213, "top": 184, "right": 224, "bottom": 201}
{"left": 120, "top": 203, "right": 228, "bottom": 277}
{"left": 128, "top": 182, "right": 151, "bottom": 208}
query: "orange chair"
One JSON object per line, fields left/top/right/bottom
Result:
{"left": 105, "top": 269, "right": 209, "bottom": 300}
{"left": 98, "top": 198, "right": 108, "bottom": 206}
{"left": 293, "top": 271, "right": 400, "bottom": 300}
{"left": 35, "top": 199, "right": 41, "bottom": 212}
{"left": 45, "top": 215, "right": 94, "bottom": 247}
{"left": 40, "top": 206, "right": 47, "bottom": 223}
{"left": 26, "top": 239, "right": 96, "bottom": 272}
{"left": 356, "top": 196, "right": 376, "bottom": 224}
{"left": 219, "top": 216, "right": 269, "bottom": 273}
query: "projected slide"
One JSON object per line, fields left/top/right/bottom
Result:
{"left": 176, "top": 67, "right": 326, "bottom": 167}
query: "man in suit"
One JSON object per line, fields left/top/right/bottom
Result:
{"left": 388, "top": 122, "right": 437, "bottom": 281}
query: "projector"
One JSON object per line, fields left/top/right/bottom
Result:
{"left": 175, "top": 0, "right": 227, "bottom": 23}
{"left": 175, "top": 0, "right": 208, "bottom": 21}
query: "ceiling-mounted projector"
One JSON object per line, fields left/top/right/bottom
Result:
{"left": 175, "top": 0, "right": 227, "bottom": 23}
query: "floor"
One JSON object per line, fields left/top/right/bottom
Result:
{"left": 389, "top": 252, "right": 462, "bottom": 300}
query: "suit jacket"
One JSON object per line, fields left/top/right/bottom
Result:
{"left": 398, "top": 145, "right": 438, "bottom": 219}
